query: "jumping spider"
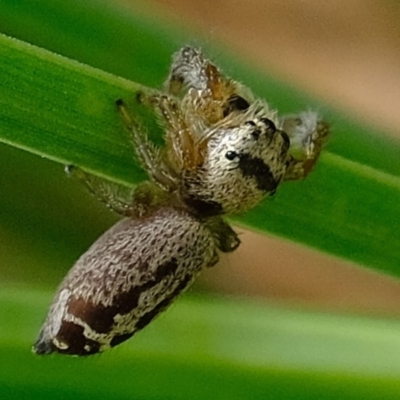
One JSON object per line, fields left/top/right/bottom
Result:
{"left": 34, "top": 46, "right": 329, "bottom": 356}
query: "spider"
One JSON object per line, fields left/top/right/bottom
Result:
{"left": 33, "top": 46, "right": 329, "bottom": 356}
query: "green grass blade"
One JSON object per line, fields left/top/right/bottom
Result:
{"left": 1, "top": 1, "right": 400, "bottom": 398}
{"left": 3, "top": 286, "right": 400, "bottom": 400}
{"left": 0, "top": 33, "right": 149, "bottom": 185}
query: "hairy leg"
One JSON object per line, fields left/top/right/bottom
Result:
{"left": 203, "top": 216, "right": 241, "bottom": 254}
{"left": 116, "top": 99, "right": 177, "bottom": 189}
{"left": 165, "top": 46, "right": 226, "bottom": 97}
{"left": 66, "top": 166, "right": 168, "bottom": 218}
{"left": 165, "top": 46, "right": 252, "bottom": 124}
{"left": 143, "top": 92, "right": 205, "bottom": 171}
{"left": 66, "top": 165, "right": 136, "bottom": 216}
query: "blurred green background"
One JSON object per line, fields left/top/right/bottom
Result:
{"left": 2, "top": 0, "right": 400, "bottom": 399}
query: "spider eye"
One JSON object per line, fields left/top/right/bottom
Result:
{"left": 225, "top": 151, "right": 239, "bottom": 161}
{"left": 260, "top": 118, "right": 277, "bottom": 134}
{"left": 223, "top": 95, "right": 250, "bottom": 117}
{"left": 245, "top": 120, "right": 261, "bottom": 140}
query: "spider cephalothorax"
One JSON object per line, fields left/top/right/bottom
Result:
{"left": 180, "top": 114, "right": 291, "bottom": 215}
{"left": 34, "top": 46, "right": 329, "bottom": 356}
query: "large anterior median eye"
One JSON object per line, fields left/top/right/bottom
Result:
{"left": 225, "top": 151, "right": 239, "bottom": 161}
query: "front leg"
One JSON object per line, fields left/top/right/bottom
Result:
{"left": 165, "top": 47, "right": 252, "bottom": 124}
{"left": 282, "top": 111, "right": 330, "bottom": 181}
{"left": 165, "top": 46, "right": 226, "bottom": 97}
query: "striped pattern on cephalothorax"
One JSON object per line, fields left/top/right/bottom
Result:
{"left": 182, "top": 114, "right": 290, "bottom": 214}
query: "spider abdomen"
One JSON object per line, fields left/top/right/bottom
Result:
{"left": 34, "top": 206, "right": 217, "bottom": 356}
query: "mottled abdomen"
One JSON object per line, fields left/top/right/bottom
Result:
{"left": 34, "top": 207, "right": 217, "bottom": 356}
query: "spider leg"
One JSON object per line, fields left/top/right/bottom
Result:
{"left": 282, "top": 111, "right": 330, "bottom": 181}
{"left": 66, "top": 166, "right": 169, "bottom": 218}
{"left": 116, "top": 99, "right": 178, "bottom": 189}
{"left": 141, "top": 92, "right": 204, "bottom": 171}
{"left": 65, "top": 165, "right": 136, "bottom": 216}
{"left": 203, "top": 216, "right": 241, "bottom": 254}
{"left": 165, "top": 46, "right": 226, "bottom": 97}
{"left": 165, "top": 47, "right": 254, "bottom": 125}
